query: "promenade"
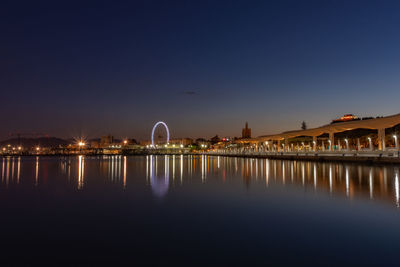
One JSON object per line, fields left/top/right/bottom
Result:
{"left": 208, "top": 149, "right": 400, "bottom": 164}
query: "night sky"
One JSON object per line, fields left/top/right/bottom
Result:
{"left": 2, "top": 0, "right": 400, "bottom": 141}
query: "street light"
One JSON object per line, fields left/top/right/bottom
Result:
{"left": 123, "top": 140, "right": 128, "bottom": 145}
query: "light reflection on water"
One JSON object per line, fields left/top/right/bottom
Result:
{"left": 0, "top": 155, "right": 400, "bottom": 207}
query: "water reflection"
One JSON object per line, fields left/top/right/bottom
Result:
{"left": 0, "top": 157, "right": 22, "bottom": 186}
{"left": 395, "top": 169, "right": 399, "bottom": 207}
{"left": 78, "top": 155, "right": 85, "bottom": 190}
{"left": 35, "top": 156, "right": 39, "bottom": 186}
{"left": 123, "top": 156, "right": 127, "bottom": 189}
{"left": 146, "top": 155, "right": 169, "bottom": 198}
{"left": 1, "top": 155, "right": 400, "bottom": 207}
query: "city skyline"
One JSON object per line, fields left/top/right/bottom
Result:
{"left": 2, "top": 0, "right": 400, "bottom": 140}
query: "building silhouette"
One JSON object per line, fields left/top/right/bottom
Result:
{"left": 242, "top": 122, "right": 251, "bottom": 139}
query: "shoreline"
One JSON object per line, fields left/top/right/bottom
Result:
{"left": 208, "top": 153, "right": 400, "bottom": 165}
{"left": 2, "top": 152, "right": 400, "bottom": 165}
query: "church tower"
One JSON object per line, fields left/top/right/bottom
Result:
{"left": 242, "top": 122, "right": 251, "bottom": 139}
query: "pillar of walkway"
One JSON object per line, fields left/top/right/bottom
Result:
{"left": 313, "top": 136, "right": 317, "bottom": 152}
{"left": 357, "top": 138, "right": 361, "bottom": 151}
{"left": 322, "top": 140, "right": 325, "bottom": 151}
{"left": 277, "top": 140, "right": 281, "bottom": 152}
{"left": 378, "top": 128, "right": 386, "bottom": 151}
{"left": 285, "top": 139, "right": 289, "bottom": 152}
{"left": 338, "top": 139, "right": 341, "bottom": 151}
{"left": 329, "top": 132, "right": 334, "bottom": 151}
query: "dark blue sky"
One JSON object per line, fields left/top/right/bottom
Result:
{"left": 2, "top": 0, "right": 400, "bottom": 140}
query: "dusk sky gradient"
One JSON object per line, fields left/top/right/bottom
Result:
{"left": 2, "top": 0, "right": 400, "bottom": 140}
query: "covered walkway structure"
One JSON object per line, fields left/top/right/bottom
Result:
{"left": 255, "top": 113, "right": 400, "bottom": 152}
{"left": 214, "top": 114, "right": 400, "bottom": 159}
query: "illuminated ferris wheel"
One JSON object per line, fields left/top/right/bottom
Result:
{"left": 151, "top": 121, "right": 170, "bottom": 147}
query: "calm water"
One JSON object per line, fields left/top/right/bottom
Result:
{"left": 1, "top": 155, "right": 400, "bottom": 265}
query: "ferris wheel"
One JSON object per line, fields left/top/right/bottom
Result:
{"left": 151, "top": 121, "right": 170, "bottom": 147}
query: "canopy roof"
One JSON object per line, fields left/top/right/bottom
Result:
{"left": 255, "top": 113, "right": 400, "bottom": 141}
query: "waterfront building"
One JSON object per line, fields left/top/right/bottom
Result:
{"left": 169, "top": 138, "right": 193, "bottom": 146}
{"left": 101, "top": 135, "right": 114, "bottom": 146}
{"left": 210, "top": 135, "right": 221, "bottom": 144}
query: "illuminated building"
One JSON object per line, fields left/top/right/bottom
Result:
{"left": 101, "top": 135, "right": 114, "bottom": 146}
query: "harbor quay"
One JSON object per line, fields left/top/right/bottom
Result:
{"left": 207, "top": 150, "right": 400, "bottom": 165}
{"left": 2, "top": 114, "right": 400, "bottom": 165}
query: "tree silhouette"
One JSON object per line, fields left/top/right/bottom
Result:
{"left": 301, "top": 121, "right": 307, "bottom": 130}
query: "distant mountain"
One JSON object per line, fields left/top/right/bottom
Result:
{"left": 0, "top": 137, "right": 69, "bottom": 148}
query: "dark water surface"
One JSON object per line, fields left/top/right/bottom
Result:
{"left": 1, "top": 155, "right": 400, "bottom": 265}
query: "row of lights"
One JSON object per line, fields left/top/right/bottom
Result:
{"left": 262, "top": 135, "right": 399, "bottom": 146}
{"left": 2, "top": 146, "right": 23, "bottom": 151}
{"left": 146, "top": 144, "right": 185, "bottom": 148}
